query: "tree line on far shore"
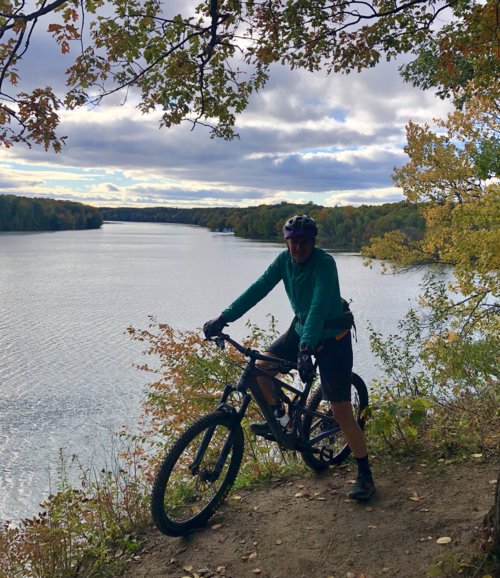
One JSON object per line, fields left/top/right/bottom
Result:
{"left": 99, "top": 201, "right": 424, "bottom": 251}
{"left": 0, "top": 195, "right": 103, "bottom": 231}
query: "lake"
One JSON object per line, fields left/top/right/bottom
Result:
{"left": 0, "top": 222, "right": 427, "bottom": 520}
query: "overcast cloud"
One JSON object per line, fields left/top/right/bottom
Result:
{"left": 1, "top": 25, "right": 452, "bottom": 208}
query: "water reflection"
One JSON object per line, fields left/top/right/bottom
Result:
{"left": 0, "top": 222, "right": 428, "bottom": 519}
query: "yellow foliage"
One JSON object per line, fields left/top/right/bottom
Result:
{"left": 364, "top": 84, "right": 499, "bottom": 300}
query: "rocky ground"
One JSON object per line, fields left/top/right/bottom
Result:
{"left": 120, "top": 457, "right": 498, "bottom": 578}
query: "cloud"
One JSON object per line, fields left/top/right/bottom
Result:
{"left": 325, "top": 187, "right": 405, "bottom": 206}
{"left": 2, "top": 43, "right": 453, "bottom": 208}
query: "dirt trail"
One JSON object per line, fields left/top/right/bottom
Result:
{"left": 121, "top": 458, "right": 498, "bottom": 578}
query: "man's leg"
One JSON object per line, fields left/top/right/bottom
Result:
{"left": 256, "top": 320, "right": 299, "bottom": 405}
{"left": 318, "top": 333, "right": 375, "bottom": 501}
{"left": 249, "top": 357, "right": 285, "bottom": 437}
{"left": 330, "top": 401, "right": 367, "bottom": 457}
{"left": 332, "top": 401, "right": 374, "bottom": 500}
{"left": 255, "top": 357, "right": 280, "bottom": 404}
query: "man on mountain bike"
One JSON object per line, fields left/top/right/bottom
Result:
{"left": 203, "top": 214, "right": 375, "bottom": 501}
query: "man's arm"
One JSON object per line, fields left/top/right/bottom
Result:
{"left": 222, "top": 253, "right": 284, "bottom": 323}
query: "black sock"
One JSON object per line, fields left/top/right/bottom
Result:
{"left": 355, "top": 455, "right": 372, "bottom": 477}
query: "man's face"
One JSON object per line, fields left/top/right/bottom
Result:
{"left": 286, "top": 236, "right": 315, "bottom": 264}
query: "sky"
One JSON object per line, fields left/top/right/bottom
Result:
{"left": 0, "top": 9, "right": 453, "bottom": 210}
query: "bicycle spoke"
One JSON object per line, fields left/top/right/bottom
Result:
{"left": 300, "top": 374, "right": 369, "bottom": 471}
{"left": 160, "top": 420, "right": 237, "bottom": 524}
{"left": 152, "top": 412, "right": 245, "bottom": 536}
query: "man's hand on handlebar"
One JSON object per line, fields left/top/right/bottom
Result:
{"left": 203, "top": 315, "right": 228, "bottom": 339}
{"left": 297, "top": 345, "right": 316, "bottom": 383}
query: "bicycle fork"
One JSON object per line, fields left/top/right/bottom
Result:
{"left": 189, "top": 385, "right": 250, "bottom": 482}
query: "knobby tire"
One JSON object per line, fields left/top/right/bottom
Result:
{"left": 151, "top": 411, "right": 244, "bottom": 536}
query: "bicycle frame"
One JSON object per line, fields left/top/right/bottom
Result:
{"left": 212, "top": 334, "right": 341, "bottom": 455}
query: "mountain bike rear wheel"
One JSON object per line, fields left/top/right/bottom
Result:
{"left": 151, "top": 411, "right": 244, "bottom": 536}
{"left": 300, "top": 372, "right": 368, "bottom": 472}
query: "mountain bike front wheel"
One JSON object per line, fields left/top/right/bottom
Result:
{"left": 300, "top": 372, "right": 369, "bottom": 472}
{"left": 151, "top": 411, "right": 244, "bottom": 536}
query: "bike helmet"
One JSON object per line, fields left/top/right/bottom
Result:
{"left": 282, "top": 215, "right": 318, "bottom": 240}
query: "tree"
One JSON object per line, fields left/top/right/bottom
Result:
{"left": 363, "top": 76, "right": 499, "bottom": 564}
{"left": 1, "top": 1, "right": 498, "bottom": 150}
{"left": 365, "top": 89, "right": 499, "bottom": 296}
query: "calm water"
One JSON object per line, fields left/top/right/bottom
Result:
{"left": 0, "top": 222, "right": 427, "bottom": 520}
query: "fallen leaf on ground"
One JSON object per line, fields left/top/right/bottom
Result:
{"left": 211, "top": 524, "right": 222, "bottom": 530}
{"left": 182, "top": 565, "right": 193, "bottom": 572}
{"left": 437, "top": 536, "right": 452, "bottom": 544}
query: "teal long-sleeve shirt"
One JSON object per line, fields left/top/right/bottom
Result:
{"left": 222, "top": 247, "right": 344, "bottom": 350}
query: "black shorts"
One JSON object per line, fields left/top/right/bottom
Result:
{"left": 267, "top": 320, "right": 353, "bottom": 403}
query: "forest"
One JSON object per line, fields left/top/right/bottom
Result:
{"left": 0, "top": 195, "right": 103, "bottom": 232}
{"left": 99, "top": 201, "right": 424, "bottom": 251}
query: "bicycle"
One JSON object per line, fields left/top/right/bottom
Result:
{"left": 151, "top": 332, "right": 369, "bottom": 536}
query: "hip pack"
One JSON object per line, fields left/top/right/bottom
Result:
{"left": 324, "top": 298, "right": 356, "bottom": 339}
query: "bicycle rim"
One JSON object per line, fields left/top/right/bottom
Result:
{"left": 151, "top": 412, "right": 244, "bottom": 536}
{"left": 301, "top": 373, "right": 368, "bottom": 471}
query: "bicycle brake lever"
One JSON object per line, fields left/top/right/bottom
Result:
{"left": 214, "top": 336, "right": 226, "bottom": 350}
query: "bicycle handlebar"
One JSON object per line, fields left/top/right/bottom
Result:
{"left": 209, "top": 333, "right": 297, "bottom": 373}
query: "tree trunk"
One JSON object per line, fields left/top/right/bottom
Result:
{"left": 494, "top": 470, "right": 500, "bottom": 551}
